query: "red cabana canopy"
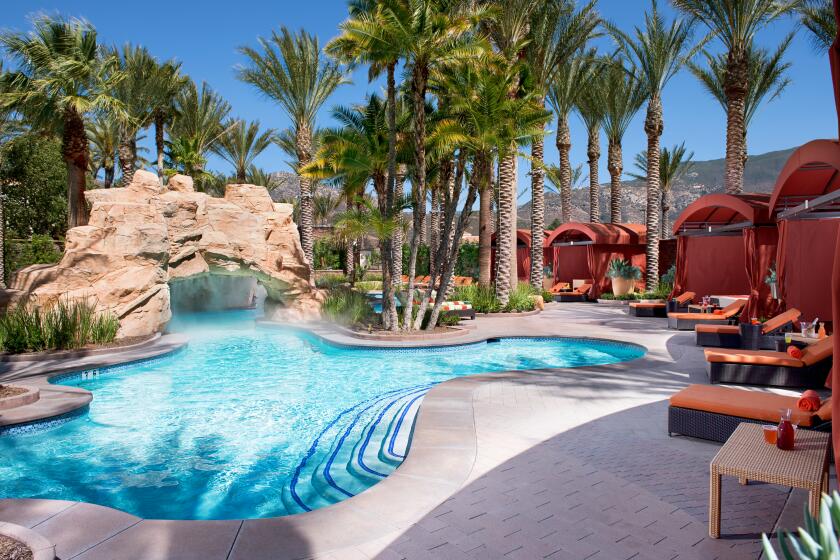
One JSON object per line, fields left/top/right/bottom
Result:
{"left": 770, "top": 140, "right": 840, "bottom": 322}
{"left": 490, "top": 229, "right": 551, "bottom": 281}
{"left": 671, "top": 193, "right": 776, "bottom": 320}
{"left": 546, "top": 223, "right": 647, "bottom": 299}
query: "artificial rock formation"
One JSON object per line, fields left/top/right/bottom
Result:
{"left": 6, "top": 170, "right": 323, "bottom": 338}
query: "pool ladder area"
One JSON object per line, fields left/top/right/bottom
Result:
{"left": 281, "top": 384, "right": 433, "bottom": 514}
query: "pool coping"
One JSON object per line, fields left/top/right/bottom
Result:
{"left": 0, "top": 316, "right": 662, "bottom": 559}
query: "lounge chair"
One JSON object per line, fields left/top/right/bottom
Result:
{"left": 440, "top": 301, "right": 475, "bottom": 320}
{"left": 553, "top": 283, "right": 592, "bottom": 302}
{"left": 668, "top": 384, "right": 831, "bottom": 443}
{"left": 704, "top": 335, "right": 834, "bottom": 388}
{"left": 667, "top": 299, "right": 746, "bottom": 330}
{"left": 548, "top": 282, "right": 571, "bottom": 294}
{"left": 695, "top": 308, "right": 801, "bottom": 349}
{"left": 628, "top": 302, "right": 667, "bottom": 318}
{"left": 667, "top": 291, "right": 696, "bottom": 313}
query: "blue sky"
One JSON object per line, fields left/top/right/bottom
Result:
{"left": 0, "top": 0, "right": 835, "bottom": 195}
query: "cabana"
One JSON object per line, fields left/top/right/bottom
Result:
{"left": 671, "top": 193, "right": 776, "bottom": 321}
{"left": 770, "top": 139, "right": 840, "bottom": 323}
{"left": 490, "top": 229, "right": 551, "bottom": 282}
{"left": 546, "top": 223, "right": 647, "bottom": 299}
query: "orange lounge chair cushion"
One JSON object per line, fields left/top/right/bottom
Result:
{"left": 669, "top": 312, "right": 729, "bottom": 321}
{"left": 704, "top": 348, "right": 803, "bottom": 368}
{"left": 669, "top": 384, "right": 819, "bottom": 427}
{"left": 695, "top": 324, "right": 740, "bottom": 335}
{"left": 674, "top": 292, "right": 695, "bottom": 305}
{"left": 801, "top": 336, "right": 834, "bottom": 366}
{"left": 576, "top": 283, "right": 592, "bottom": 295}
{"left": 760, "top": 308, "right": 801, "bottom": 334}
{"left": 630, "top": 302, "right": 665, "bottom": 308}
{"left": 550, "top": 282, "right": 571, "bottom": 293}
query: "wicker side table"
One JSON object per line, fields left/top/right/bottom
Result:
{"left": 709, "top": 423, "right": 830, "bottom": 538}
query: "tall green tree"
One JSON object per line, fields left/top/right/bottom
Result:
{"left": 523, "top": 0, "right": 599, "bottom": 289}
{"left": 212, "top": 119, "right": 275, "bottom": 182}
{"left": 112, "top": 44, "right": 157, "bottom": 186}
{"left": 673, "top": 0, "right": 799, "bottom": 195}
{"left": 599, "top": 57, "right": 646, "bottom": 224}
{"left": 238, "top": 26, "right": 349, "bottom": 280}
{"left": 688, "top": 36, "right": 792, "bottom": 168}
{"left": 87, "top": 113, "right": 119, "bottom": 188}
{"left": 148, "top": 59, "right": 187, "bottom": 182}
{"left": 800, "top": 0, "right": 834, "bottom": 50}
{"left": 630, "top": 143, "right": 694, "bottom": 239}
{"left": 547, "top": 50, "right": 598, "bottom": 224}
{"left": 608, "top": 1, "right": 699, "bottom": 290}
{"left": 0, "top": 15, "right": 124, "bottom": 228}
{"left": 574, "top": 67, "right": 607, "bottom": 224}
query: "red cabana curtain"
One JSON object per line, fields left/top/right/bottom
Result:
{"left": 669, "top": 235, "right": 688, "bottom": 299}
{"left": 516, "top": 247, "right": 530, "bottom": 281}
{"left": 586, "top": 245, "right": 612, "bottom": 299}
{"left": 552, "top": 246, "right": 561, "bottom": 284}
{"left": 775, "top": 220, "right": 789, "bottom": 312}
{"left": 831, "top": 225, "right": 840, "bottom": 474}
{"left": 741, "top": 228, "right": 760, "bottom": 323}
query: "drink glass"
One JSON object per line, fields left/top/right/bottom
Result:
{"left": 801, "top": 322, "right": 809, "bottom": 337}
{"left": 762, "top": 425, "right": 777, "bottom": 444}
{"left": 784, "top": 332, "right": 792, "bottom": 344}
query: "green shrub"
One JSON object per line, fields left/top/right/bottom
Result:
{"left": 5, "top": 234, "right": 62, "bottom": 282}
{"left": 0, "top": 298, "right": 119, "bottom": 354}
{"left": 454, "top": 243, "right": 479, "bottom": 278}
{"left": 453, "top": 284, "right": 501, "bottom": 314}
{"left": 437, "top": 313, "right": 462, "bottom": 327}
{"left": 763, "top": 490, "right": 840, "bottom": 559}
{"left": 541, "top": 289, "right": 554, "bottom": 303}
{"left": 321, "top": 287, "right": 376, "bottom": 327}
{"left": 313, "top": 238, "right": 342, "bottom": 270}
{"left": 315, "top": 273, "right": 346, "bottom": 290}
{"left": 354, "top": 280, "right": 381, "bottom": 292}
{"left": 505, "top": 283, "right": 536, "bottom": 313}
{"left": 599, "top": 293, "right": 636, "bottom": 301}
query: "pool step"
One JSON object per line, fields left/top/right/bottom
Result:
{"left": 281, "top": 384, "right": 432, "bottom": 514}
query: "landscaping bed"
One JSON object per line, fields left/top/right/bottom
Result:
{"left": 0, "top": 535, "right": 32, "bottom": 560}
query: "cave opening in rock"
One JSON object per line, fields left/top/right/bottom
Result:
{"left": 169, "top": 274, "right": 268, "bottom": 314}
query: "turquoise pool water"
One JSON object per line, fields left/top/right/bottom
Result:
{"left": 0, "top": 311, "right": 644, "bottom": 520}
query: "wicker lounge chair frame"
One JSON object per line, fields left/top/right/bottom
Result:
{"left": 628, "top": 303, "right": 667, "bottom": 318}
{"left": 695, "top": 309, "right": 801, "bottom": 349}
{"left": 667, "top": 300, "right": 745, "bottom": 330}
{"left": 667, "top": 406, "right": 831, "bottom": 443}
{"left": 442, "top": 308, "right": 476, "bottom": 320}
{"left": 553, "top": 284, "right": 592, "bottom": 303}
{"left": 666, "top": 292, "right": 696, "bottom": 313}
{"left": 707, "top": 358, "right": 832, "bottom": 388}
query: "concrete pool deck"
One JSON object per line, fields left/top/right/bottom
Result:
{"left": 0, "top": 303, "right": 822, "bottom": 559}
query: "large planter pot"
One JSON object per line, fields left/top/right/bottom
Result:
{"left": 610, "top": 277, "right": 635, "bottom": 296}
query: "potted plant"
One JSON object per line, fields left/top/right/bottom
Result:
{"left": 765, "top": 264, "right": 778, "bottom": 300}
{"left": 606, "top": 258, "right": 642, "bottom": 296}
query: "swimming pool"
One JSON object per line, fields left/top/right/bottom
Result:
{"left": 0, "top": 311, "right": 644, "bottom": 520}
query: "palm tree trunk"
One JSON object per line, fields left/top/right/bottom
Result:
{"left": 556, "top": 114, "right": 572, "bottom": 224}
{"left": 402, "top": 64, "right": 429, "bottom": 331}
{"left": 496, "top": 145, "right": 515, "bottom": 306}
{"left": 296, "top": 123, "right": 315, "bottom": 281}
{"left": 530, "top": 124, "right": 545, "bottom": 290}
{"left": 509, "top": 156, "right": 518, "bottom": 288}
{"left": 587, "top": 124, "right": 600, "bottom": 224}
{"left": 429, "top": 186, "right": 440, "bottom": 276}
{"left": 643, "top": 96, "right": 663, "bottom": 292}
{"left": 383, "top": 61, "right": 399, "bottom": 329}
{"left": 155, "top": 113, "right": 166, "bottom": 183}
{"left": 63, "top": 106, "right": 89, "bottom": 228}
{"left": 0, "top": 184, "right": 6, "bottom": 289}
{"left": 118, "top": 135, "right": 136, "bottom": 187}
{"left": 661, "top": 189, "right": 671, "bottom": 241}
{"left": 607, "top": 140, "right": 623, "bottom": 224}
{"left": 477, "top": 153, "right": 493, "bottom": 287}
{"left": 345, "top": 241, "right": 355, "bottom": 285}
{"left": 724, "top": 49, "right": 748, "bottom": 195}
{"left": 104, "top": 163, "right": 115, "bottom": 189}
{"left": 392, "top": 170, "right": 405, "bottom": 288}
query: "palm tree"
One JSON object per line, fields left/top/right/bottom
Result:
{"left": 148, "top": 59, "right": 187, "bottom": 182}
{"left": 524, "top": 0, "right": 599, "bottom": 289}
{"left": 673, "top": 0, "right": 799, "bottom": 195}
{"left": 547, "top": 50, "right": 598, "bottom": 224}
{"left": 87, "top": 113, "right": 119, "bottom": 188}
{"left": 169, "top": 80, "right": 231, "bottom": 183}
{"left": 630, "top": 143, "right": 695, "bottom": 240}
{"left": 165, "top": 136, "right": 213, "bottom": 183}
{"left": 0, "top": 15, "right": 124, "bottom": 228}
{"left": 0, "top": 61, "right": 22, "bottom": 288}
{"left": 246, "top": 165, "right": 274, "bottom": 188}
{"left": 800, "top": 0, "right": 834, "bottom": 50}
{"left": 575, "top": 67, "right": 607, "bottom": 224}
{"left": 608, "top": 1, "right": 699, "bottom": 290}
{"left": 238, "top": 27, "right": 349, "bottom": 280}
{"left": 111, "top": 44, "right": 157, "bottom": 186}
{"left": 688, "top": 36, "right": 792, "bottom": 168}
{"left": 599, "top": 57, "right": 646, "bottom": 224}
{"left": 212, "top": 119, "right": 275, "bottom": 182}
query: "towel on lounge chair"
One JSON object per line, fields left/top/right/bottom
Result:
{"left": 797, "top": 390, "right": 821, "bottom": 412}
{"left": 788, "top": 346, "right": 803, "bottom": 360}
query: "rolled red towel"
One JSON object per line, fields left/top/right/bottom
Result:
{"left": 787, "top": 346, "right": 803, "bottom": 360}
{"left": 712, "top": 309, "right": 724, "bottom": 315}
{"left": 797, "top": 389, "right": 821, "bottom": 412}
